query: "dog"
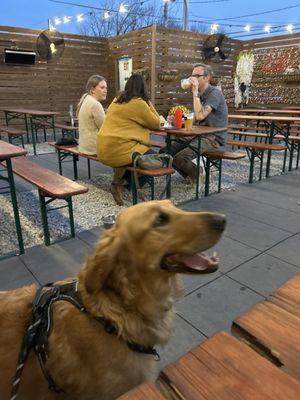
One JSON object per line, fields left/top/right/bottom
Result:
{"left": 0, "top": 200, "right": 226, "bottom": 400}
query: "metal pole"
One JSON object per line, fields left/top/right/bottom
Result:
{"left": 183, "top": 0, "right": 189, "bottom": 31}
{"left": 163, "top": 1, "right": 169, "bottom": 27}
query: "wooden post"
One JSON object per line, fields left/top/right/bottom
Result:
{"left": 150, "top": 25, "right": 157, "bottom": 106}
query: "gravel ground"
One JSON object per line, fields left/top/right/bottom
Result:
{"left": 0, "top": 145, "right": 286, "bottom": 256}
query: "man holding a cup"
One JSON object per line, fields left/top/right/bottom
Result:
{"left": 164, "top": 63, "right": 228, "bottom": 182}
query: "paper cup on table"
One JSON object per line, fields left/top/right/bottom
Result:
{"left": 185, "top": 113, "right": 194, "bottom": 130}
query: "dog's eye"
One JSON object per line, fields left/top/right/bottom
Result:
{"left": 153, "top": 212, "right": 169, "bottom": 227}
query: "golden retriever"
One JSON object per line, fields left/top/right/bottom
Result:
{"left": 0, "top": 200, "right": 225, "bottom": 400}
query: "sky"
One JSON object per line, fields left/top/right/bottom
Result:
{"left": 0, "top": 0, "right": 299, "bottom": 39}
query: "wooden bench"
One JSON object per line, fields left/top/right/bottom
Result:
{"left": 226, "top": 139, "right": 287, "bottom": 182}
{"left": 48, "top": 142, "right": 174, "bottom": 204}
{"left": 201, "top": 150, "right": 246, "bottom": 196}
{"left": 0, "top": 125, "right": 27, "bottom": 148}
{"left": 1, "top": 156, "right": 88, "bottom": 245}
{"left": 158, "top": 331, "right": 300, "bottom": 399}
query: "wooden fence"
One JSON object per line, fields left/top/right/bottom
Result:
{"left": 0, "top": 25, "right": 299, "bottom": 127}
{"left": 0, "top": 25, "right": 110, "bottom": 125}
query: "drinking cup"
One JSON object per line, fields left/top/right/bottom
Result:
{"left": 181, "top": 78, "right": 192, "bottom": 90}
{"left": 185, "top": 113, "right": 194, "bottom": 130}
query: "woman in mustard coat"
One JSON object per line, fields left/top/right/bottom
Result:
{"left": 97, "top": 74, "right": 161, "bottom": 205}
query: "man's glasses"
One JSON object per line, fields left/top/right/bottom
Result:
{"left": 191, "top": 74, "right": 206, "bottom": 78}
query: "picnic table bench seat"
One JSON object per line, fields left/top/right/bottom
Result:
{"left": 117, "top": 382, "right": 167, "bottom": 399}
{"left": 1, "top": 156, "right": 88, "bottom": 246}
{"left": 226, "top": 139, "right": 287, "bottom": 182}
{"left": 0, "top": 125, "right": 27, "bottom": 147}
{"left": 48, "top": 142, "right": 174, "bottom": 204}
{"left": 271, "top": 273, "right": 300, "bottom": 318}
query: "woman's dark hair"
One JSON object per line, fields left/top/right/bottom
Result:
{"left": 116, "top": 74, "right": 150, "bottom": 104}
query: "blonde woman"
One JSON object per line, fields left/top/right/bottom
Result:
{"left": 77, "top": 75, "right": 107, "bottom": 155}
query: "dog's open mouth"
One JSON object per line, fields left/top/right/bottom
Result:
{"left": 161, "top": 251, "right": 219, "bottom": 274}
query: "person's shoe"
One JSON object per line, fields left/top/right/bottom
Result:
{"left": 110, "top": 183, "right": 124, "bottom": 206}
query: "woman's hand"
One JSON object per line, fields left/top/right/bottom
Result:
{"left": 159, "top": 115, "right": 167, "bottom": 126}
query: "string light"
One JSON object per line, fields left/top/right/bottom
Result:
{"left": 63, "top": 16, "right": 71, "bottom": 24}
{"left": 286, "top": 24, "right": 294, "bottom": 33}
{"left": 76, "top": 14, "right": 84, "bottom": 22}
{"left": 54, "top": 17, "right": 61, "bottom": 25}
{"left": 119, "top": 4, "right": 127, "bottom": 13}
{"left": 264, "top": 24, "right": 271, "bottom": 33}
{"left": 210, "top": 23, "right": 219, "bottom": 34}
{"left": 244, "top": 24, "right": 251, "bottom": 32}
{"left": 104, "top": 11, "right": 110, "bottom": 20}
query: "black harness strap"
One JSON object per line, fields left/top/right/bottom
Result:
{"left": 10, "top": 281, "right": 160, "bottom": 400}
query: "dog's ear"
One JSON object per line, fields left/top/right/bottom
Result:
{"left": 82, "top": 232, "right": 118, "bottom": 293}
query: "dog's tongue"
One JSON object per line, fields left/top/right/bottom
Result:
{"left": 162, "top": 252, "right": 219, "bottom": 274}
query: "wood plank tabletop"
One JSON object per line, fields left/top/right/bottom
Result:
{"left": 271, "top": 274, "right": 300, "bottom": 318}
{"left": 235, "top": 108, "right": 300, "bottom": 115}
{"left": 117, "top": 383, "right": 167, "bottom": 399}
{"left": 232, "top": 300, "right": 300, "bottom": 381}
{"left": 164, "top": 125, "right": 226, "bottom": 137}
{"left": 160, "top": 331, "right": 300, "bottom": 399}
{"left": 228, "top": 114, "right": 300, "bottom": 123}
{"left": 0, "top": 107, "right": 59, "bottom": 116}
{"left": 0, "top": 140, "right": 27, "bottom": 160}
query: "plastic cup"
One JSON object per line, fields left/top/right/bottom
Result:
{"left": 181, "top": 78, "right": 191, "bottom": 90}
{"left": 185, "top": 113, "right": 194, "bottom": 130}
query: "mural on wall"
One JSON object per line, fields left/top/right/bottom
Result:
{"left": 118, "top": 57, "right": 132, "bottom": 91}
{"left": 234, "top": 50, "right": 255, "bottom": 108}
{"left": 249, "top": 46, "right": 300, "bottom": 104}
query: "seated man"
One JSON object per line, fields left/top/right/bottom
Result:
{"left": 165, "top": 63, "right": 228, "bottom": 181}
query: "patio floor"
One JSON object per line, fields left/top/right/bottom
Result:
{"left": 0, "top": 159, "right": 300, "bottom": 372}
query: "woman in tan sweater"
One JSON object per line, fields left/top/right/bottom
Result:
{"left": 77, "top": 75, "right": 107, "bottom": 155}
{"left": 97, "top": 74, "right": 161, "bottom": 205}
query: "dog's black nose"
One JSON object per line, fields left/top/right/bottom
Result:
{"left": 212, "top": 214, "right": 226, "bottom": 231}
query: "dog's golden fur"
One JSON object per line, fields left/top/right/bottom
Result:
{"left": 0, "top": 200, "right": 225, "bottom": 400}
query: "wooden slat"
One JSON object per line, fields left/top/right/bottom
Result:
{"left": 271, "top": 274, "right": 300, "bottom": 318}
{"left": 160, "top": 331, "right": 300, "bottom": 399}
{"left": 232, "top": 300, "right": 300, "bottom": 380}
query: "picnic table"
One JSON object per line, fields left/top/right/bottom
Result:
{"left": 0, "top": 108, "right": 59, "bottom": 155}
{"left": 228, "top": 113, "right": 300, "bottom": 177}
{"left": 164, "top": 125, "right": 226, "bottom": 199}
{"left": 0, "top": 140, "right": 27, "bottom": 255}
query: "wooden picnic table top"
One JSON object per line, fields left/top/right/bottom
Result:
{"left": 235, "top": 108, "right": 300, "bottom": 115}
{"left": 228, "top": 113, "right": 300, "bottom": 123}
{"left": 0, "top": 107, "right": 59, "bottom": 116}
{"left": 164, "top": 125, "right": 226, "bottom": 137}
{"left": 160, "top": 331, "right": 300, "bottom": 399}
{"left": 0, "top": 140, "right": 27, "bottom": 160}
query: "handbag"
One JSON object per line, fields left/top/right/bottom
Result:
{"left": 55, "top": 133, "right": 78, "bottom": 146}
{"left": 132, "top": 153, "right": 173, "bottom": 202}
{"left": 135, "top": 153, "right": 171, "bottom": 170}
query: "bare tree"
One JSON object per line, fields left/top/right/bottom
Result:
{"left": 78, "top": 0, "right": 164, "bottom": 37}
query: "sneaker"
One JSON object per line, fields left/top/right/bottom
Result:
{"left": 110, "top": 183, "right": 124, "bottom": 206}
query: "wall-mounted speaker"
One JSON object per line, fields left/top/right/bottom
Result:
{"left": 4, "top": 48, "right": 36, "bottom": 65}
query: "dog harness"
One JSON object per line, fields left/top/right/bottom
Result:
{"left": 10, "top": 281, "right": 160, "bottom": 400}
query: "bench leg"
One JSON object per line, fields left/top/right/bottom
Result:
{"left": 57, "top": 150, "right": 63, "bottom": 175}
{"left": 296, "top": 143, "right": 300, "bottom": 169}
{"left": 204, "top": 158, "right": 211, "bottom": 196}
{"left": 6, "top": 159, "right": 24, "bottom": 254}
{"left": 166, "top": 174, "right": 171, "bottom": 198}
{"left": 73, "top": 155, "right": 78, "bottom": 180}
{"left": 218, "top": 159, "right": 222, "bottom": 193}
{"left": 259, "top": 151, "right": 264, "bottom": 180}
{"left": 288, "top": 141, "right": 295, "bottom": 171}
{"left": 66, "top": 197, "right": 75, "bottom": 238}
{"left": 39, "top": 191, "right": 51, "bottom": 246}
{"left": 248, "top": 150, "right": 255, "bottom": 184}
{"left": 20, "top": 134, "right": 25, "bottom": 148}
{"left": 131, "top": 171, "right": 138, "bottom": 205}
{"left": 87, "top": 159, "right": 91, "bottom": 179}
